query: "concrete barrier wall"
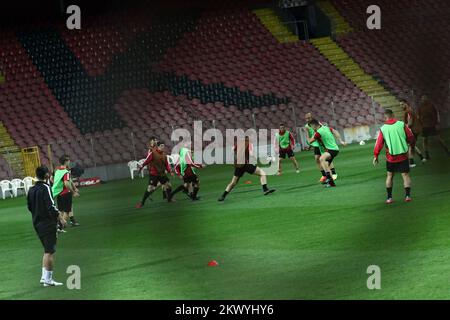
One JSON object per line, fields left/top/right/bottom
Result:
{"left": 83, "top": 162, "right": 131, "bottom": 182}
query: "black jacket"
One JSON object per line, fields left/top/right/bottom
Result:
{"left": 27, "top": 181, "right": 59, "bottom": 231}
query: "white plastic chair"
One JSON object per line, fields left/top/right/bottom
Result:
{"left": 0, "top": 180, "right": 14, "bottom": 199}
{"left": 127, "top": 160, "right": 139, "bottom": 180}
{"left": 23, "top": 177, "right": 34, "bottom": 195}
{"left": 137, "top": 159, "right": 147, "bottom": 178}
{"left": 11, "top": 178, "right": 26, "bottom": 197}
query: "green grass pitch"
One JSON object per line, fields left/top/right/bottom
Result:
{"left": 1, "top": 137, "right": 449, "bottom": 300}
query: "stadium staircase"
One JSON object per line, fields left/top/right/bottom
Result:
{"left": 316, "top": 0, "right": 352, "bottom": 35}
{"left": 0, "top": 122, "right": 24, "bottom": 177}
{"left": 313, "top": 1, "right": 403, "bottom": 116}
{"left": 311, "top": 37, "right": 402, "bottom": 116}
{"left": 253, "top": 8, "right": 298, "bottom": 43}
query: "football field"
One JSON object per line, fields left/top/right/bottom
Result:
{"left": 1, "top": 137, "right": 450, "bottom": 300}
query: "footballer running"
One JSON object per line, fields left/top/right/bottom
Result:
{"left": 218, "top": 136, "right": 276, "bottom": 201}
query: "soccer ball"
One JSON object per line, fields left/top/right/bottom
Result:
{"left": 359, "top": 140, "right": 366, "bottom": 146}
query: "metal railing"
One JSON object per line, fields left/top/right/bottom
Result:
{"left": 2, "top": 85, "right": 449, "bottom": 179}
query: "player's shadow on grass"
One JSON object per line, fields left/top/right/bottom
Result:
{"left": 92, "top": 255, "right": 192, "bottom": 278}
{"left": 283, "top": 183, "right": 323, "bottom": 192}
{"left": 433, "top": 188, "right": 450, "bottom": 196}
{"left": 2, "top": 288, "right": 49, "bottom": 300}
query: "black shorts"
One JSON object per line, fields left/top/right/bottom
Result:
{"left": 234, "top": 164, "right": 257, "bottom": 178}
{"left": 183, "top": 174, "right": 199, "bottom": 184}
{"left": 279, "top": 148, "right": 295, "bottom": 159}
{"left": 149, "top": 175, "right": 169, "bottom": 187}
{"left": 313, "top": 147, "right": 321, "bottom": 156}
{"left": 57, "top": 193, "right": 72, "bottom": 213}
{"left": 422, "top": 127, "right": 437, "bottom": 137}
{"left": 325, "top": 149, "right": 339, "bottom": 164}
{"left": 36, "top": 225, "right": 57, "bottom": 254}
{"left": 386, "top": 159, "right": 410, "bottom": 173}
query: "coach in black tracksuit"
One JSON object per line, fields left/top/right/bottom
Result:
{"left": 27, "top": 166, "right": 64, "bottom": 286}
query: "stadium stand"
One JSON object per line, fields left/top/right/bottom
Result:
{"left": 331, "top": 0, "right": 450, "bottom": 109}
{"left": 59, "top": 12, "right": 130, "bottom": 77}
{"left": 3, "top": 1, "right": 415, "bottom": 179}
{"left": 331, "top": 0, "right": 450, "bottom": 29}
{"left": 157, "top": 7, "right": 379, "bottom": 127}
{"left": 0, "top": 154, "right": 14, "bottom": 180}
{"left": 0, "top": 29, "right": 82, "bottom": 168}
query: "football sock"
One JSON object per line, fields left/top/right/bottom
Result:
{"left": 331, "top": 168, "right": 336, "bottom": 175}
{"left": 44, "top": 270, "right": 53, "bottom": 282}
{"left": 387, "top": 187, "right": 393, "bottom": 199}
{"left": 416, "top": 149, "right": 424, "bottom": 160}
{"left": 405, "top": 187, "right": 411, "bottom": 198}
{"left": 221, "top": 191, "right": 229, "bottom": 198}
{"left": 141, "top": 191, "right": 151, "bottom": 205}
{"left": 325, "top": 172, "right": 336, "bottom": 186}
{"left": 192, "top": 187, "right": 199, "bottom": 198}
{"left": 262, "top": 184, "right": 269, "bottom": 192}
{"left": 321, "top": 170, "right": 326, "bottom": 177}
{"left": 41, "top": 267, "right": 45, "bottom": 280}
{"left": 165, "top": 188, "right": 172, "bottom": 201}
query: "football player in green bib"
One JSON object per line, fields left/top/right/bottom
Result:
{"left": 308, "top": 119, "right": 345, "bottom": 187}
{"left": 52, "top": 155, "right": 80, "bottom": 229}
{"left": 275, "top": 124, "right": 299, "bottom": 175}
{"left": 374, "top": 109, "right": 416, "bottom": 204}
{"left": 305, "top": 113, "right": 342, "bottom": 183}
{"left": 169, "top": 145, "right": 203, "bottom": 201}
